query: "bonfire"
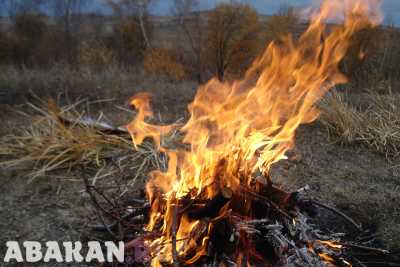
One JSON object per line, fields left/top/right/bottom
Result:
{"left": 118, "top": 1, "right": 386, "bottom": 266}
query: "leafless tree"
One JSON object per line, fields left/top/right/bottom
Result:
{"left": 205, "top": 3, "right": 261, "bottom": 81}
{"left": 172, "top": 0, "right": 207, "bottom": 82}
{"left": 107, "top": 0, "right": 153, "bottom": 48}
{"left": 52, "top": 0, "right": 87, "bottom": 34}
{"left": 50, "top": 0, "right": 88, "bottom": 63}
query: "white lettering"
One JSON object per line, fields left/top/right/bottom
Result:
{"left": 23, "top": 241, "right": 42, "bottom": 262}
{"left": 86, "top": 241, "right": 105, "bottom": 262}
{"left": 3, "top": 241, "right": 123, "bottom": 263}
{"left": 63, "top": 241, "right": 83, "bottom": 262}
{"left": 4, "top": 241, "right": 23, "bottom": 262}
{"left": 43, "top": 241, "right": 63, "bottom": 262}
{"left": 105, "top": 241, "right": 124, "bottom": 262}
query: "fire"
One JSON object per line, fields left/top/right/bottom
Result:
{"left": 317, "top": 240, "right": 343, "bottom": 250}
{"left": 318, "top": 252, "right": 336, "bottom": 265}
{"left": 126, "top": 0, "right": 381, "bottom": 265}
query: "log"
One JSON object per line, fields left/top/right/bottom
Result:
{"left": 187, "top": 188, "right": 232, "bottom": 220}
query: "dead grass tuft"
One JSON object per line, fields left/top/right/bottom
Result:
{"left": 319, "top": 87, "right": 400, "bottom": 158}
{"left": 0, "top": 97, "right": 178, "bottom": 183}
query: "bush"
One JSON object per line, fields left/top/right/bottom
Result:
{"left": 79, "top": 39, "right": 116, "bottom": 69}
{"left": 112, "top": 16, "right": 152, "bottom": 64}
{"left": 205, "top": 3, "right": 261, "bottom": 80}
{"left": 341, "top": 27, "right": 386, "bottom": 85}
{"left": 265, "top": 6, "right": 299, "bottom": 42}
{"left": 143, "top": 48, "right": 186, "bottom": 81}
{"left": 12, "top": 12, "right": 48, "bottom": 66}
{"left": 33, "top": 28, "right": 69, "bottom": 66}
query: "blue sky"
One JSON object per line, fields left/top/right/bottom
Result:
{"left": 147, "top": 0, "right": 399, "bottom": 25}
{"left": 149, "top": 0, "right": 310, "bottom": 15}
{"left": 1, "top": 0, "right": 398, "bottom": 25}
{"left": 87, "top": 0, "right": 311, "bottom": 15}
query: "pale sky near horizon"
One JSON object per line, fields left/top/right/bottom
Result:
{"left": 148, "top": 0, "right": 399, "bottom": 25}
{"left": 0, "top": 0, "right": 398, "bottom": 25}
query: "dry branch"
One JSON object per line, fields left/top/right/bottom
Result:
{"left": 306, "top": 199, "right": 362, "bottom": 232}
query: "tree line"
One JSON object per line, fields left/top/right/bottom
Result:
{"left": 0, "top": 0, "right": 399, "bottom": 86}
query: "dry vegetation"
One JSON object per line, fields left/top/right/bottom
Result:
{"left": 320, "top": 86, "right": 400, "bottom": 158}
{"left": 0, "top": 101, "right": 127, "bottom": 180}
{"left": 0, "top": 97, "right": 181, "bottom": 185}
{"left": 143, "top": 47, "right": 186, "bottom": 81}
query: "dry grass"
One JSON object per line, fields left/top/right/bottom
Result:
{"left": 319, "top": 87, "right": 400, "bottom": 158}
{"left": 0, "top": 64, "right": 197, "bottom": 124}
{"left": 0, "top": 64, "right": 139, "bottom": 103}
{"left": 0, "top": 97, "right": 178, "bottom": 183}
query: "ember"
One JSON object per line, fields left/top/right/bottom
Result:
{"left": 121, "top": 0, "right": 385, "bottom": 266}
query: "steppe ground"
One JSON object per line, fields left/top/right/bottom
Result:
{"left": 1, "top": 73, "right": 399, "bottom": 258}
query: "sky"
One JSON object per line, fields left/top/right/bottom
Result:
{"left": 149, "top": 0, "right": 310, "bottom": 15}
{"left": 146, "top": 0, "right": 399, "bottom": 25}
{"left": 101, "top": 0, "right": 400, "bottom": 26}
{"left": 1, "top": 0, "right": 399, "bottom": 25}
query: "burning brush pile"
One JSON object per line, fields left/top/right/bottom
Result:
{"left": 114, "top": 1, "right": 386, "bottom": 266}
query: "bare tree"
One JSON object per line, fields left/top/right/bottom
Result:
{"left": 266, "top": 4, "right": 298, "bottom": 42}
{"left": 52, "top": 0, "right": 87, "bottom": 34}
{"left": 205, "top": 3, "right": 261, "bottom": 81}
{"left": 172, "top": 0, "right": 207, "bottom": 82}
{"left": 107, "top": 0, "right": 153, "bottom": 48}
{"left": 50, "top": 0, "right": 88, "bottom": 63}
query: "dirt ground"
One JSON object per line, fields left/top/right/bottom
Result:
{"left": 1, "top": 89, "right": 400, "bottom": 265}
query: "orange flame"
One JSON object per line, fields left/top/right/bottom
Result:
{"left": 126, "top": 0, "right": 381, "bottom": 265}
{"left": 319, "top": 252, "right": 336, "bottom": 265}
{"left": 317, "top": 240, "right": 343, "bottom": 249}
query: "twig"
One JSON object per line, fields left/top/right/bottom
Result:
{"left": 172, "top": 198, "right": 179, "bottom": 267}
{"left": 81, "top": 168, "right": 113, "bottom": 217}
{"left": 239, "top": 185, "right": 292, "bottom": 220}
{"left": 350, "top": 256, "right": 367, "bottom": 267}
{"left": 306, "top": 200, "right": 362, "bottom": 232}
{"left": 81, "top": 167, "right": 121, "bottom": 239}
{"left": 338, "top": 242, "right": 390, "bottom": 254}
{"left": 96, "top": 212, "right": 118, "bottom": 240}
{"left": 90, "top": 213, "right": 144, "bottom": 232}
{"left": 89, "top": 185, "right": 117, "bottom": 209}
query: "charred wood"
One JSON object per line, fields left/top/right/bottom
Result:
{"left": 187, "top": 187, "right": 233, "bottom": 220}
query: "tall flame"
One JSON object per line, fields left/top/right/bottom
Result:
{"left": 126, "top": 0, "right": 381, "bottom": 265}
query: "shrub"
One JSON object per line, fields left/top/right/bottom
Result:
{"left": 32, "top": 28, "right": 69, "bottom": 66}
{"left": 265, "top": 6, "right": 299, "bottom": 42}
{"left": 112, "top": 16, "right": 152, "bottom": 64}
{"left": 12, "top": 12, "right": 48, "bottom": 66}
{"left": 79, "top": 39, "right": 116, "bottom": 69}
{"left": 341, "top": 27, "right": 386, "bottom": 85}
{"left": 143, "top": 48, "right": 186, "bottom": 81}
{"left": 205, "top": 3, "right": 261, "bottom": 81}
